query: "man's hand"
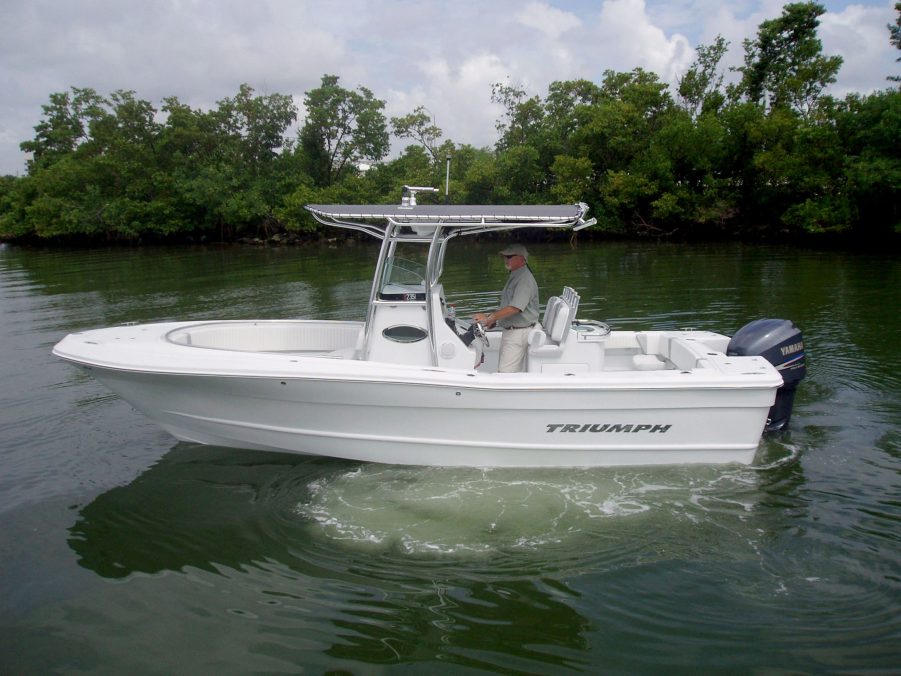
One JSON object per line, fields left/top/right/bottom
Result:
{"left": 472, "top": 312, "right": 495, "bottom": 328}
{"left": 473, "top": 306, "right": 521, "bottom": 329}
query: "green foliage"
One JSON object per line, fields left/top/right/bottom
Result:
{"left": 19, "top": 88, "right": 106, "bottom": 171}
{"left": 678, "top": 36, "right": 729, "bottom": 118}
{"left": 3, "top": 2, "right": 899, "bottom": 244}
{"left": 734, "top": 2, "right": 842, "bottom": 117}
{"left": 835, "top": 90, "right": 901, "bottom": 235}
{"left": 491, "top": 82, "right": 545, "bottom": 151}
{"left": 550, "top": 155, "right": 593, "bottom": 204}
{"left": 460, "top": 151, "right": 501, "bottom": 204}
{"left": 7, "top": 84, "right": 305, "bottom": 240}
{"left": 391, "top": 106, "right": 443, "bottom": 162}
{"left": 300, "top": 75, "right": 389, "bottom": 186}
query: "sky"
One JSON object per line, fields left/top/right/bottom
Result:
{"left": 1, "top": 0, "right": 899, "bottom": 176}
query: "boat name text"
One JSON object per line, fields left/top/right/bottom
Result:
{"left": 546, "top": 423, "right": 672, "bottom": 434}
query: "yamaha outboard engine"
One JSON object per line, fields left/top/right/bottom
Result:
{"left": 727, "top": 319, "right": 806, "bottom": 432}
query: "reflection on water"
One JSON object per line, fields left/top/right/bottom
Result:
{"left": 2, "top": 240, "right": 900, "bottom": 672}
{"left": 56, "top": 431, "right": 898, "bottom": 673}
{"left": 70, "top": 443, "right": 801, "bottom": 579}
{"left": 60, "top": 441, "right": 822, "bottom": 671}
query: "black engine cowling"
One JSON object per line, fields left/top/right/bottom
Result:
{"left": 727, "top": 318, "right": 806, "bottom": 432}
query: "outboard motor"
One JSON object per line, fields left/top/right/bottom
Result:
{"left": 727, "top": 319, "right": 806, "bottom": 432}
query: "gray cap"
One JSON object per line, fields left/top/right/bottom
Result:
{"left": 498, "top": 243, "right": 529, "bottom": 260}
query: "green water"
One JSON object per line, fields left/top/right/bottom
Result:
{"left": 1, "top": 239, "right": 899, "bottom": 673}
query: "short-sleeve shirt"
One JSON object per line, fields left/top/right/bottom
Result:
{"left": 497, "top": 266, "right": 539, "bottom": 328}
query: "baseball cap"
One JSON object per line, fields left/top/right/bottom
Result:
{"left": 498, "top": 243, "right": 529, "bottom": 260}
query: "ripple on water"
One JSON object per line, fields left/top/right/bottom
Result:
{"left": 55, "top": 431, "right": 899, "bottom": 673}
{"left": 288, "top": 458, "right": 786, "bottom": 574}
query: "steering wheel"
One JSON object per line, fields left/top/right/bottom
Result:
{"left": 472, "top": 321, "right": 489, "bottom": 347}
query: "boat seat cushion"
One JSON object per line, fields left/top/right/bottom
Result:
{"left": 528, "top": 288, "right": 580, "bottom": 357}
{"left": 548, "top": 302, "right": 572, "bottom": 343}
{"left": 668, "top": 339, "right": 701, "bottom": 371}
{"left": 529, "top": 296, "right": 562, "bottom": 349}
{"left": 636, "top": 332, "right": 665, "bottom": 355}
{"left": 561, "top": 286, "right": 580, "bottom": 317}
{"left": 632, "top": 353, "right": 667, "bottom": 370}
{"left": 528, "top": 327, "right": 547, "bottom": 349}
{"left": 542, "top": 296, "right": 563, "bottom": 331}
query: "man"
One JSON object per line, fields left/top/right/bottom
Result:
{"left": 472, "top": 243, "right": 539, "bottom": 372}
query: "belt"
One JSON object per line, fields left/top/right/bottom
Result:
{"left": 504, "top": 324, "right": 535, "bottom": 330}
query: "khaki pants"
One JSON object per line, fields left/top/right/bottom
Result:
{"left": 497, "top": 327, "right": 532, "bottom": 373}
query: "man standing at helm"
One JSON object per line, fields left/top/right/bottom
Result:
{"left": 472, "top": 243, "right": 539, "bottom": 373}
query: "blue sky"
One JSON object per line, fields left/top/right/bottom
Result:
{"left": 1, "top": 1, "right": 898, "bottom": 175}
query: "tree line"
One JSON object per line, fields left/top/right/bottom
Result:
{"left": 1, "top": 2, "right": 899, "bottom": 244}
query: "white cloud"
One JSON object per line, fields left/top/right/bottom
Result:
{"left": 821, "top": 3, "right": 899, "bottom": 95}
{"left": 0, "top": 0, "right": 897, "bottom": 175}
{"left": 387, "top": 53, "right": 510, "bottom": 152}
{"left": 590, "top": 0, "right": 695, "bottom": 82}
{"left": 515, "top": 2, "right": 583, "bottom": 40}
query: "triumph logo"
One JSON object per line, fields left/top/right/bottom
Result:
{"left": 546, "top": 423, "right": 672, "bottom": 434}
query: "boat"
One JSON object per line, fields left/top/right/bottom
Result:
{"left": 52, "top": 189, "right": 806, "bottom": 467}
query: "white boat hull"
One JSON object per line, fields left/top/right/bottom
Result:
{"left": 54, "top": 321, "right": 781, "bottom": 467}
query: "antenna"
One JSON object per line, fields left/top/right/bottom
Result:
{"left": 445, "top": 155, "right": 451, "bottom": 204}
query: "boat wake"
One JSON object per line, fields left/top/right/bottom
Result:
{"left": 65, "top": 442, "right": 803, "bottom": 582}
{"left": 294, "top": 460, "right": 773, "bottom": 559}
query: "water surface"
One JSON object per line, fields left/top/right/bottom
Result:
{"left": 1, "top": 239, "right": 898, "bottom": 673}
